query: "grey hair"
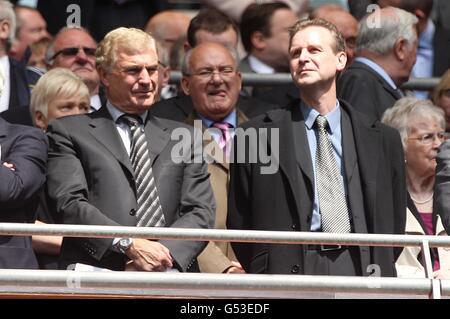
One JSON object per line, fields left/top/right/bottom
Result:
{"left": 45, "top": 26, "right": 94, "bottom": 67}
{"left": 356, "top": 7, "right": 418, "bottom": 55}
{"left": 181, "top": 44, "right": 239, "bottom": 76}
{"left": 0, "top": 0, "right": 16, "bottom": 45}
{"left": 381, "top": 97, "right": 445, "bottom": 150}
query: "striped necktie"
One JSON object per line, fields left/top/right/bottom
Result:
{"left": 120, "top": 114, "right": 165, "bottom": 227}
{"left": 315, "top": 115, "right": 351, "bottom": 233}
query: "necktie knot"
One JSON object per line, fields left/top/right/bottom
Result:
{"left": 211, "top": 122, "right": 233, "bottom": 155}
{"left": 120, "top": 114, "right": 142, "bottom": 128}
{"left": 211, "top": 122, "right": 232, "bottom": 131}
{"left": 315, "top": 115, "right": 329, "bottom": 131}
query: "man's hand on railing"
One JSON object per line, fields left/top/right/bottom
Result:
{"left": 225, "top": 261, "right": 246, "bottom": 274}
{"left": 125, "top": 238, "right": 173, "bottom": 272}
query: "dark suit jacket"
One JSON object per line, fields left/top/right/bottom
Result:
{"left": 8, "top": 58, "right": 31, "bottom": 110}
{"left": 337, "top": 60, "right": 402, "bottom": 121}
{"left": 433, "top": 24, "right": 450, "bottom": 77}
{"left": 46, "top": 106, "right": 215, "bottom": 271}
{"left": 435, "top": 140, "right": 450, "bottom": 234}
{"left": 0, "top": 117, "right": 48, "bottom": 269}
{"left": 227, "top": 100, "right": 406, "bottom": 277}
{"left": 150, "top": 94, "right": 280, "bottom": 123}
{"left": 239, "top": 56, "right": 299, "bottom": 108}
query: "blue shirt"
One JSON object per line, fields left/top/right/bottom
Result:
{"left": 412, "top": 19, "right": 435, "bottom": 99}
{"left": 300, "top": 101, "right": 348, "bottom": 231}
{"left": 199, "top": 110, "right": 237, "bottom": 145}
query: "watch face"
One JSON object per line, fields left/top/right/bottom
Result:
{"left": 119, "top": 238, "right": 132, "bottom": 251}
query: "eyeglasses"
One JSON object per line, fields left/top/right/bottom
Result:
{"left": 187, "top": 66, "right": 236, "bottom": 80}
{"left": 408, "top": 131, "right": 450, "bottom": 145}
{"left": 51, "top": 47, "right": 96, "bottom": 60}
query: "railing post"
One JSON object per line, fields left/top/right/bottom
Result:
{"left": 421, "top": 239, "right": 441, "bottom": 299}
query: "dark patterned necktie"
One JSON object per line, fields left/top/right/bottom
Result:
{"left": 121, "top": 114, "right": 165, "bottom": 227}
{"left": 315, "top": 115, "right": 351, "bottom": 233}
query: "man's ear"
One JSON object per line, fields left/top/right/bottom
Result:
{"left": 97, "top": 67, "right": 109, "bottom": 87}
{"left": 250, "top": 31, "right": 266, "bottom": 51}
{"left": 180, "top": 76, "right": 190, "bottom": 96}
{"left": 394, "top": 38, "right": 408, "bottom": 61}
{"left": 34, "top": 111, "right": 48, "bottom": 131}
{"left": 336, "top": 51, "right": 347, "bottom": 72}
{"left": 0, "top": 19, "right": 10, "bottom": 42}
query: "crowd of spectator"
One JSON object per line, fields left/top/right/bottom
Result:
{"left": 1, "top": 0, "right": 450, "bottom": 282}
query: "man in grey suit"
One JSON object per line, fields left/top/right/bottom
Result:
{"left": 46, "top": 27, "right": 215, "bottom": 272}
{"left": 435, "top": 140, "right": 450, "bottom": 234}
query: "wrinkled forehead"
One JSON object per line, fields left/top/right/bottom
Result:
{"left": 291, "top": 26, "right": 335, "bottom": 49}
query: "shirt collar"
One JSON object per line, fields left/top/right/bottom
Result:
{"left": 199, "top": 110, "right": 237, "bottom": 129}
{"left": 300, "top": 100, "right": 341, "bottom": 134}
{"left": 248, "top": 55, "right": 275, "bottom": 74}
{"left": 106, "top": 100, "right": 148, "bottom": 124}
{"left": 355, "top": 57, "right": 397, "bottom": 90}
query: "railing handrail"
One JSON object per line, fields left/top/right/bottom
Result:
{"left": 0, "top": 269, "right": 443, "bottom": 299}
{"left": 1, "top": 222, "right": 450, "bottom": 248}
{"left": 169, "top": 71, "right": 440, "bottom": 90}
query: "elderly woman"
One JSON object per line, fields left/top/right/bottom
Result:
{"left": 382, "top": 97, "right": 450, "bottom": 278}
{"left": 30, "top": 68, "right": 90, "bottom": 269}
{"left": 31, "top": 67, "right": 90, "bottom": 131}
{"left": 433, "top": 69, "right": 450, "bottom": 132}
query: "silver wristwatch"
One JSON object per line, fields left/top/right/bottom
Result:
{"left": 117, "top": 238, "right": 133, "bottom": 254}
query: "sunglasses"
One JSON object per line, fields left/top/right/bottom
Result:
{"left": 51, "top": 47, "right": 96, "bottom": 60}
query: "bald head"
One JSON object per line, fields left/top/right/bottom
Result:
{"left": 145, "top": 11, "right": 191, "bottom": 48}
{"left": 315, "top": 10, "right": 358, "bottom": 65}
{"left": 310, "top": 4, "right": 345, "bottom": 18}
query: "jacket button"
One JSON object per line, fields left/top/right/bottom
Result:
{"left": 291, "top": 223, "right": 298, "bottom": 230}
{"left": 130, "top": 209, "right": 136, "bottom": 216}
{"left": 291, "top": 264, "right": 300, "bottom": 274}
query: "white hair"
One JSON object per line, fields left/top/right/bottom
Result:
{"left": 356, "top": 7, "right": 418, "bottom": 55}
{"left": 0, "top": 0, "right": 16, "bottom": 45}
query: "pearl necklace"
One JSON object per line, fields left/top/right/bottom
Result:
{"left": 410, "top": 192, "right": 434, "bottom": 205}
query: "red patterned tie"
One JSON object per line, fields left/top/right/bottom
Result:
{"left": 211, "top": 122, "right": 232, "bottom": 156}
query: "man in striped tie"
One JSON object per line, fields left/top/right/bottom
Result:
{"left": 46, "top": 27, "right": 215, "bottom": 272}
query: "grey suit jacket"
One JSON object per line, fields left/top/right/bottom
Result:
{"left": 435, "top": 140, "right": 450, "bottom": 234}
{"left": 46, "top": 106, "right": 215, "bottom": 271}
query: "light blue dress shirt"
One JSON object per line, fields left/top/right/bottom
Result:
{"left": 300, "top": 101, "right": 349, "bottom": 231}
{"left": 411, "top": 19, "right": 435, "bottom": 99}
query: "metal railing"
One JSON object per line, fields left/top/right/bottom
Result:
{"left": 0, "top": 223, "right": 448, "bottom": 299}
{"left": 169, "top": 72, "right": 440, "bottom": 91}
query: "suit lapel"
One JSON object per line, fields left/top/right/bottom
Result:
{"left": 89, "top": 107, "right": 134, "bottom": 176}
{"left": 291, "top": 104, "right": 314, "bottom": 185}
{"left": 144, "top": 114, "right": 170, "bottom": 166}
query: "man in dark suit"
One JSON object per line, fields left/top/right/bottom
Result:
{"left": 0, "top": 1, "right": 30, "bottom": 113}
{"left": 46, "top": 27, "right": 215, "bottom": 272}
{"left": 239, "top": 2, "right": 299, "bottom": 107}
{"left": 0, "top": 117, "right": 48, "bottom": 269}
{"left": 378, "top": 0, "right": 450, "bottom": 98}
{"left": 337, "top": 7, "right": 418, "bottom": 120}
{"left": 227, "top": 19, "right": 406, "bottom": 277}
